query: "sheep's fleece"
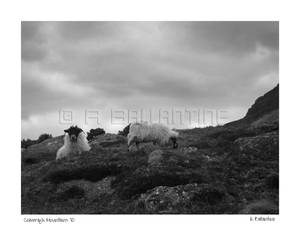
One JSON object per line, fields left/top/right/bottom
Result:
{"left": 127, "top": 122, "right": 178, "bottom": 147}
{"left": 56, "top": 132, "right": 90, "bottom": 160}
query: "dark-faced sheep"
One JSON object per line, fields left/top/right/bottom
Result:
{"left": 56, "top": 126, "right": 91, "bottom": 160}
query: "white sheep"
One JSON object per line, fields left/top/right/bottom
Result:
{"left": 56, "top": 126, "right": 91, "bottom": 160}
{"left": 127, "top": 122, "right": 179, "bottom": 150}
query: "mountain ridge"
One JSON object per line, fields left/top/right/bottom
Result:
{"left": 226, "top": 84, "right": 279, "bottom": 127}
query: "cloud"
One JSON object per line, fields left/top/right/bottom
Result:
{"left": 21, "top": 21, "right": 279, "bottom": 139}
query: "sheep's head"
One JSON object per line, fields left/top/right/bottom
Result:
{"left": 64, "top": 125, "right": 83, "bottom": 142}
{"left": 127, "top": 135, "right": 138, "bottom": 151}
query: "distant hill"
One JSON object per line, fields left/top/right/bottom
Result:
{"left": 226, "top": 84, "right": 279, "bottom": 127}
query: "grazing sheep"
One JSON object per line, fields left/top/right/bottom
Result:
{"left": 127, "top": 122, "right": 179, "bottom": 150}
{"left": 56, "top": 126, "right": 91, "bottom": 160}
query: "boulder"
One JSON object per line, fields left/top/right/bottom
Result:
{"left": 148, "top": 149, "right": 164, "bottom": 165}
{"left": 135, "top": 183, "right": 233, "bottom": 214}
{"left": 181, "top": 146, "right": 198, "bottom": 154}
{"left": 129, "top": 142, "right": 160, "bottom": 154}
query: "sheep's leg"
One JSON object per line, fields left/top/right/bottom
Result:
{"left": 135, "top": 140, "right": 140, "bottom": 150}
{"left": 170, "top": 137, "right": 178, "bottom": 148}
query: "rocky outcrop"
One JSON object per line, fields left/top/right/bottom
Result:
{"left": 245, "top": 84, "right": 279, "bottom": 122}
{"left": 227, "top": 84, "right": 279, "bottom": 127}
{"left": 135, "top": 183, "right": 234, "bottom": 214}
{"left": 148, "top": 150, "right": 164, "bottom": 165}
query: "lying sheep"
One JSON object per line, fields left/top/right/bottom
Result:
{"left": 127, "top": 122, "right": 179, "bottom": 150}
{"left": 56, "top": 126, "right": 91, "bottom": 160}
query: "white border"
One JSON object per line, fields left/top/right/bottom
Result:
{"left": 1, "top": 0, "right": 299, "bottom": 234}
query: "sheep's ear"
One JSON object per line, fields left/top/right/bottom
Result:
{"left": 64, "top": 129, "right": 69, "bottom": 133}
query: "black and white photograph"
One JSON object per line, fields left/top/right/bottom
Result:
{"left": 5, "top": 0, "right": 300, "bottom": 233}
{"left": 21, "top": 21, "right": 279, "bottom": 214}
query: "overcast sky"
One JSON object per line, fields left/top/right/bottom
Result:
{"left": 22, "top": 21, "right": 279, "bottom": 139}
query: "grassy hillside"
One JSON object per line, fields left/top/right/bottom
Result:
{"left": 21, "top": 85, "right": 279, "bottom": 214}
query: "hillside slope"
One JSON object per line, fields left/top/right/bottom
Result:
{"left": 21, "top": 85, "right": 279, "bottom": 214}
{"left": 226, "top": 84, "right": 279, "bottom": 127}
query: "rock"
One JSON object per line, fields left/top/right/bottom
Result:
{"left": 203, "top": 155, "right": 211, "bottom": 161}
{"left": 135, "top": 183, "right": 232, "bottom": 214}
{"left": 240, "top": 199, "right": 278, "bottom": 214}
{"left": 181, "top": 146, "right": 198, "bottom": 154}
{"left": 148, "top": 150, "right": 164, "bottom": 165}
{"left": 129, "top": 142, "right": 160, "bottom": 154}
{"left": 234, "top": 131, "right": 279, "bottom": 160}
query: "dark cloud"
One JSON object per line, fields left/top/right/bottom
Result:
{"left": 21, "top": 22, "right": 279, "bottom": 139}
{"left": 55, "top": 22, "right": 120, "bottom": 42}
{"left": 21, "top": 22, "right": 48, "bottom": 61}
{"left": 163, "top": 21, "right": 279, "bottom": 56}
